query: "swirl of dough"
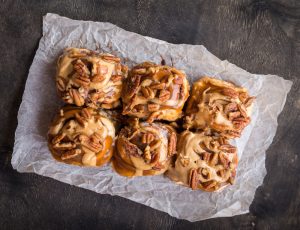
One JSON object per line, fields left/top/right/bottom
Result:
{"left": 48, "top": 106, "right": 115, "bottom": 167}
{"left": 184, "top": 77, "right": 255, "bottom": 138}
{"left": 166, "top": 130, "right": 238, "bottom": 192}
{"left": 56, "top": 48, "right": 128, "bottom": 109}
{"left": 112, "top": 119, "right": 177, "bottom": 177}
{"left": 122, "top": 62, "right": 190, "bottom": 122}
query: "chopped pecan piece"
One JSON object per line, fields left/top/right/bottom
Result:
{"left": 173, "top": 76, "right": 183, "bottom": 85}
{"left": 180, "top": 157, "right": 190, "bottom": 167}
{"left": 168, "top": 132, "right": 177, "bottom": 156}
{"left": 91, "top": 74, "right": 105, "bottom": 83}
{"left": 143, "top": 145, "right": 151, "bottom": 163}
{"left": 228, "top": 111, "right": 241, "bottom": 120}
{"left": 148, "top": 103, "right": 160, "bottom": 112}
{"left": 102, "top": 55, "right": 120, "bottom": 62}
{"left": 111, "top": 75, "right": 122, "bottom": 82}
{"left": 219, "top": 144, "right": 236, "bottom": 153}
{"left": 224, "top": 102, "right": 238, "bottom": 114}
{"left": 222, "top": 88, "right": 238, "bottom": 98}
{"left": 189, "top": 168, "right": 198, "bottom": 190}
{"left": 52, "top": 133, "right": 66, "bottom": 144}
{"left": 245, "top": 96, "right": 255, "bottom": 107}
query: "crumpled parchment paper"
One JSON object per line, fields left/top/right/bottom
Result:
{"left": 12, "top": 13, "right": 292, "bottom": 222}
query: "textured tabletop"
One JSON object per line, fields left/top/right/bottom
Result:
{"left": 0, "top": 0, "right": 299, "bottom": 229}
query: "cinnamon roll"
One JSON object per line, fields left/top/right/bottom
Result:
{"left": 122, "top": 62, "right": 190, "bottom": 122}
{"left": 112, "top": 119, "right": 177, "bottom": 177}
{"left": 184, "top": 77, "right": 255, "bottom": 138}
{"left": 48, "top": 106, "right": 115, "bottom": 166}
{"left": 56, "top": 48, "right": 128, "bottom": 109}
{"left": 166, "top": 130, "right": 238, "bottom": 192}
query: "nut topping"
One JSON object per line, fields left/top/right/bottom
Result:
{"left": 147, "top": 103, "right": 160, "bottom": 112}
{"left": 61, "top": 149, "right": 82, "bottom": 160}
{"left": 159, "top": 89, "right": 171, "bottom": 102}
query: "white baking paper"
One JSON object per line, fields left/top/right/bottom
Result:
{"left": 12, "top": 13, "right": 292, "bottom": 222}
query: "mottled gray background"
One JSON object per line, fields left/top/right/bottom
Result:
{"left": 0, "top": 0, "right": 299, "bottom": 229}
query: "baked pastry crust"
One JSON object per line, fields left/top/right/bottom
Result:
{"left": 48, "top": 106, "right": 115, "bottom": 166}
{"left": 184, "top": 77, "right": 255, "bottom": 138}
{"left": 112, "top": 119, "right": 177, "bottom": 177}
{"left": 122, "top": 62, "right": 190, "bottom": 122}
{"left": 166, "top": 130, "right": 238, "bottom": 192}
{"left": 56, "top": 48, "right": 128, "bottom": 109}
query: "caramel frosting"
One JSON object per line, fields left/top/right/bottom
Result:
{"left": 122, "top": 62, "right": 190, "bottom": 122}
{"left": 112, "top": 119, "right": 177, "bottom": 177}
{"left": 166, "top": 130, "right": 238, "bottom": 192}
{"left": 184, "top": 77, "right": 255, "bottom": 138}
{"left": 48, "top": 106, "right": 115, "bottom": 167}
{"left": 56, "top": 47, "right": 128, "bottom": 109}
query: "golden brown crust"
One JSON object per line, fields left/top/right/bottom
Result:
{"left": 166, "top": 130, "right": 238, "bottom": 192}
{"left": 112, "top": 119, "right": 177, "bottom": 177}
{"left": 122, "top": 62, "right": 190, "bottom": 122}
{"left": 56, "top": 48, "right": 128, "bottom": 109}
{"left": 48, "top": 106, "right": 115, "bottom": 167}
{"left": 184, "top": 77, "right": 255, "bottom": 138}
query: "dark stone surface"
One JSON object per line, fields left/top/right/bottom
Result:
{"left": 0, "top": 0, "right": 299, "bottom": 229}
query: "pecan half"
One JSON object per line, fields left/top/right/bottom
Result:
{"left": 73, "top": 59, "right": 90, "bottom": 76}
{"left": 128, "top": 75, "right": 141, "bottom": 98}
{"left": 75, "top": 113, "right": 87, "bottom": 127}
{"left": 219, "top": 152, "right": 230, "bottom": 169}
{"left": 150, "top": 82, "right": 165, "bottom": 90}
{"left": 219, "top": 144, "right": 236, "bottom": 153}
{"left": 173, "top": 76, "right": 183, "bottom": 85}
{"left": 237, "top": 104, "right": 248, "bottom": 118}
{"left": 132, "top": 68, "right": 147, "bottom": 74}
{"left": 159, "top": 89, "right": 170, "bottom": 102}
{"left": 73, "top": 74, "right": 90, "bottom": 87}
{"left": 143, "top": 145, "right": 151, "bottom": 163}
{"left": 53, "top": 142, "right": 76, "bottom": 150}
{"left": 141, "top": 86, "right": 155, "bottom": 99}
{"left": 61, "top": 149, "right": 82, "bottom": 160}
{"left": 70, "top": 89, "right": 84, "bottom": 106}
{"left": 52, "top": 133, "right": 66, "bottom": 144}
{"left": 111, "top": 75, "right": 122, "bottom": 82}
{"left": 81, "top": 108, "right": 91, "bottom": 119}
{"left": 142, "top": 133, "right": 155, "bottom": 144}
